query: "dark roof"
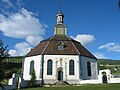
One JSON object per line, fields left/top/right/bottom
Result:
{"left": 26, "top": 35, "right": 96, "bottom": 59}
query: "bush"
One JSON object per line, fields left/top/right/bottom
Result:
{"left": 28, "top": 68, "right": 36, "bottom": 87}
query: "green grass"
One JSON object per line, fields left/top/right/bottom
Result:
{"left": 20, "top": 84, "right": 120, "bottom": 90}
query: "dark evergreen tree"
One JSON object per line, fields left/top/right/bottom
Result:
{"left": 28, "top": 68, "right": 36, "bottom": 87}
{"left": 0, "top": 39, "right": 9, "bottom": 83}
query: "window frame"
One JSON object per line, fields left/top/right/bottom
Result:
{"left": 29, "top": 60, "right": 34, "bottom": 75}
{"left": 47, "top": 59, "right": 53, "bottom": 75}
{"left": 69, "top": 59, "right": 75, "bottom": 75}
{"left": 87, "top": 61, "right": 91, "bottom": 76}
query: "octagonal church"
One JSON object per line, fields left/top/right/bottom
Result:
{"left": 23, "top": 9, "right": 98, "bottom": 84}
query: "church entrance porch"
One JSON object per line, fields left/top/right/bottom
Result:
{"left": 55, "top": 67, "right": 69, "bottom": 85}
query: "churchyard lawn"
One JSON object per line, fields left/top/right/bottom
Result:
{"left": 20, "top": 83, "right": 120, "bottom": 90}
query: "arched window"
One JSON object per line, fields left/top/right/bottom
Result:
{"left": 47, "top": 59, "right": 53, "bottom": 75}
{"left": 29, "top": 61, "right": 34, "bottom": 75}
{"left": 87, "top": 61, "right": 91, "bottom": 76}
{"left": 69, "top": 60, "right": 74, "bottom": 75}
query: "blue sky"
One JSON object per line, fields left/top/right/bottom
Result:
{"left": 0, "top": 0, "right": 120, "bottom": 60}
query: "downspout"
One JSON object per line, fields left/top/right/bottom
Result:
{"left": 96, "top": 58, "right": 99, "bottom": 79}
{"left": 79, "top": 55, "right": 82, "bottom": 80}
{"left": 41, "top": 54, "right": 44, "bottom": 86}
{"left": 40, "top": 36, "right": 54, "bottom": 85}
{"left": 68, "top": 36, "right": 82, "bottom": 82}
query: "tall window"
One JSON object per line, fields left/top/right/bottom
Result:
{"left": 87, "top": 61, "right": 91, "bottom": 76}
{"left": 47, "top": 59, "right": 53, "bottom": 75}
{"left": 69, "top": 60, "right": 74, "bottom": 75}
{"left": 29, "top": 61, "right": 34, "bottom": 75}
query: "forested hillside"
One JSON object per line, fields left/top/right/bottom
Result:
{"left": 98, "top": 59, "right": 120, "bottom": 65}
{"left": 98, "top": 59, "right": 120, "bottom": 75}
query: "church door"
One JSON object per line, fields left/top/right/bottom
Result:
{"left": 58, "top": 70, "right": 63, "bottom": 81}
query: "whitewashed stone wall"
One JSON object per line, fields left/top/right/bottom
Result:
{"left": 23, "top": 54, "right": 99, "bottom": 85}
{"left": 43, "top": 55, "right": 79, "bottom": 84}
{"left": 80, "top": 56, "right": 98, "bottom": 80}
{"left": 23, "top": 55, "right": 42, "bottom": 80}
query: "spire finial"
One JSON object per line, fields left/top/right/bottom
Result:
{"left": 59, "top": 0, "right": 62, "bottom": 11}
{"left": 118, "top": 0, "right": 120, "bottom": 10}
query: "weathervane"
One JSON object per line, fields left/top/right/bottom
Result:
{"left": 118, "top": 0, "right": 120, "bottom": 10}
{"left": 59, "top": 0, "right": 62, "bottom": 11}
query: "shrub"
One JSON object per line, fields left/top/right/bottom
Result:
{"left": 28, "top": 68, "right": 36, "bottom": 87}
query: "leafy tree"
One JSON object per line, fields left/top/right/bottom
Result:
{"left": 28, "top": 68, "right": 37, "bottom": 87}
{"left": 0, "top": 39, "right": 9, "bottom": 83}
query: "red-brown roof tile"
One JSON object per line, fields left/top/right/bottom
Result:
{"left": 25, "top": 35, "right": 96, "bottom": 59}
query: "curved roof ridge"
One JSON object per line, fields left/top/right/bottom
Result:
{"left": 72, "top": 39, "right": 97, "bottom": 59}
{"left": 66, "top": 36, "right": 97, "bottom": 59}
{"left": 41, "top": 36, "right": 54, "bottom": 54}
{"left": 66, "top": 36, "right": 80, "bottom": 55}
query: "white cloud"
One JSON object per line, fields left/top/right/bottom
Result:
{"left": 71, "top": 34, "right": 95, "bottom": 46}
{"left": 0, "top": 8, "right": 47, "bottom": 46}
{"left": 9, "top": 42, "right": 32, "bottom": 56}
{"left": 94, "top": 52, "right": 107, "bottom": 59}
{"left": 9, "top": 50, "right": 17, "bottom": 56}
{"left": 0, "top": 0, "right": 24, "bottom": 15}
{"left": 0, "top": 8, "right": 45, "bottom": 38}
{"left": 26, "top": 35, "right": 43, "bottom": 46}
{"left": 0, "top": 0, "right": 47, "bottom": 56}
{"left": 98, "top": 43, "right": 120, "bottom": 52}
{"left": 2, "top": 0, "right": 14, "bottom": 8}
{"left": 16, "top": 0, "right": 24, "bottom": 8}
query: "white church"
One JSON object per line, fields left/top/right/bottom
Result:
{"left": 5, "top": 4, "right": 120, "bottom": 90}
{"left": 22, "top": 10, "right": 98, "bottom": 85}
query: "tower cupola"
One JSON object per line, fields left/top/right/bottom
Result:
{"left": 56, "top": 10, "right": 64, "bottom": 24}
{"left": 54, "top": 1, "right": 67, "bottom": 35}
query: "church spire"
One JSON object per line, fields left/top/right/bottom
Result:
{"left": 54, "top": 0, "right": 67, "bottom": 35}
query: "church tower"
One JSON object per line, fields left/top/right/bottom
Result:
{"left": 54, "top": 2, "right": 67, "bottom": 35}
